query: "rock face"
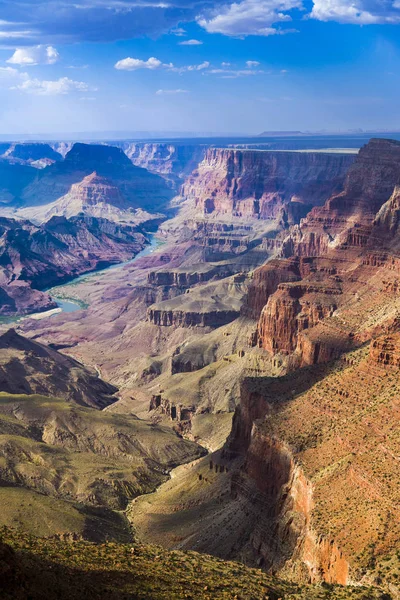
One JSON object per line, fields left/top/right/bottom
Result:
{"left": 0, "top": 329, "right": 118, "bottom": 409}
{"left": 0, "top": 214, "right": 147, "bottom": 315}
{"left": 251, "top": 139, "right": 400, "bottom": 364}
{"left": 257, "top": 281, "right": 341, "bottom": 356}
{"left": 183, "top": 148, "right": 354, "bottom": 220}
{"left": 245, "top": 258, "right": 303, "bottom": 318}
{"left": 122, "top": 142, "right": 206, "bottom": 184}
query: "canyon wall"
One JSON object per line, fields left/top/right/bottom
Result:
{"left": 223, "top": 377, "right": 349, "bottom": 585}
{"left": 122, "top": 142, "right": 206, "bottom": 183}
{"left": 249, "top": 139, "right": 400, "bottom": 364}
{"left": 182, "top": 148, "right": 355, "bottom": 220}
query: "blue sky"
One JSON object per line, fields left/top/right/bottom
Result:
{"left": 1, "top": 0, "right": 400, "bottom": 134}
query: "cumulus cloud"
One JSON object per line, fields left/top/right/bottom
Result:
{"left": 310, "top": 0, "right": 400, "bottom": 24}
{"left": 156, "top": 88, "right": 189, "bottom": 94}
{"left": 179, "top": 38, "right": 203, "bottom": 45}
{"left": 246, "top": 60, "right": 260, "bottom": 67}
{"left": 115, "top": 57, "right": 211, "bottom": 74}
{"left": 13, "top": 76, "right": 94, "bottom": 96}
{"left": 197, "top": 0, "right": 302, "bottom": 36}
{"left": 115, "top": 57, "right": 173, "bottom": 70}
{"left": 0, "top": 66, "right": 21, "bottom": 78}
{"left": 0, "top": 67, "right": 94, "bottom": 96}
{"left": 7, "top": 45, "right": 59, "bottom": 66}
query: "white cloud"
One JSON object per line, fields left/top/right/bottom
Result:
{"left": 13, "top": 76, "right": 94, "bottom": 96}
{"left": 114, "top": 56, "right": 173, "bottom": 70}
{"left": 66, "top": 64, "right": 89, "bottom": 70}
{"left": 311, "top": 0, "right": 400, "bottom": 24}
{"left": 171, "top": 60, "right": 210, "bottom": 73}
{"left": 7, "top": 45, "right": 59, "bottom": 66}
{"left": 186, "top": 60, "right": 210, "bottom": 71}
{"left": 221, "top": 61, "right": 231, "bottom": 66}
{"left": 156, "top": 88, "right": 189, "bottom": 95}
{"left": 0, "top": 66, "right": 22, "bottom": 79}
{"left": 246, "top": 60, "right": 260, "bottom": 67}
{"left": 170, "top": 27, "right": 187, "bottom": 36}
{"left": 179, "top": 38, "right": 203, "bottom": 45}
{"left": 197, "top": 0, "right": 302, "bottom": 36}
{"left": 209, "top": 67, "right": 264, "bottom": 78}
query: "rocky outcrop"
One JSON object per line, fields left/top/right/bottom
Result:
{"left": 372, "top": 185, "right": 400, "bottom": 245}
{"left": 149, "top": 394, "right": 194, "bottom": 423}
{"left": 148, "top": 307, "right": 240, "bottom": 328}
{"left": 369, "top": 334, "right": 400, "bottom": 369}
{"left": 182, "top": 148, "right": 354, "bottom": 220}
{"left": 20, "top": 172, "right": 163, "bottom": 225}
{"left": 147, "top": 263, "right": 231, "bottom": 288}
{"left": 277, "top": 138, "right": 400, "bottom": 260}
{"left": 245, "top": 258, "right": 303, "bottom": 318}
{"left": 256, "top": 281, "right": 341, "bottom": 356}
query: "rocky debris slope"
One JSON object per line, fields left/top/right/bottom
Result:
{"left": 0, "top": 329, "right": 118, "bottom": 409}
{"left": 0, "top": 214, "right": 148, "bottom": 315}
{"left": 183, "top": 148, "right": 354, "bottom": 220}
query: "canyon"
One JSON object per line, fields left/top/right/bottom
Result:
{"left": 0, "top": 138, "right": 399, "bottom": 598}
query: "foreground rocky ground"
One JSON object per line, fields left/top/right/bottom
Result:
{"left": 0, "top": 529, "right": 390, "bottom": 600}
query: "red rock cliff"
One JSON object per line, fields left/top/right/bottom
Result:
{"left": 250, "top": 139, "right": 400, "bottom": 364}
{"left": 182, "top": 148, "right": 354, "bottom": 220}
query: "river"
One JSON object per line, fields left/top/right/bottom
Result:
{"left": 0, "top": 233, "right": 161, "bottom": 325}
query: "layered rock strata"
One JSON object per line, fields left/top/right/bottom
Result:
{"left": 183, "top": 149, "right": 354, "bottom": 220}
{"left": 251, "top": 139, "right": 400, "bottom": 365}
